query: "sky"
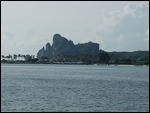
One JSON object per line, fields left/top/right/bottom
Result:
{"left": 1, "top": 1, "right": 149, "bottom": 56}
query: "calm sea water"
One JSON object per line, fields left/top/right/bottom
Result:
{"left": 1, "top": 64, "right": 149, "bottom": 112}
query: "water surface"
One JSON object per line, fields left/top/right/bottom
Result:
{"left": 1, "top": 64, "right": 149, "bottom": 112}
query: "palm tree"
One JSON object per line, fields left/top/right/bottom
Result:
{"left": 18, "top": 54, "right": 21, "bottom": 60}
{"left": 1, "top": 55, "right": 5, "bottom": 60}
{"left": 5, "top": 55, "right": 12, "bottom": 61}
{"left": 5, "top": 55, "right": 9, "bottom": 61}
{"left": 13, "top": 54, "right": 17, "bottom": 61}
{"left": 9, "top": 54, "right": 12, "bottom": 61}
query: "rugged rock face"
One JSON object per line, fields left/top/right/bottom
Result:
{"left": 45, "top": 43, "right": 52, "bottom": 57}
{"left": 52, "top": 34, "right": 77, "bottom": 56}
{"left": 37, "top": 43, "right": 52, "bottom": 58}
{"left": 76, "top": 42, "right": 99, "bottom": 55}
{"left": 37, "top": 34, "right": 100, "bottom": 58}
{"left": 37, "top": 47, "right": 45, "bottom": 59}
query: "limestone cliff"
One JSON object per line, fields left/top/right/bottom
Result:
{"left": 37, "top": 34, "right": 100, "bottom": 58}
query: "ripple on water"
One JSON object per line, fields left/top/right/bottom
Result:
{"left": 1, "top": 64, "right": 149, "bottom": 112}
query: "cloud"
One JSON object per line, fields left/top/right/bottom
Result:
{"left": 1, "top": 26, "right": 49, "bottom": 56}
{"left": 1, "top": 2, "right": 149, "bottom": 56}
{"left": 92, "top": 3, "right": 149, "bottom": 51}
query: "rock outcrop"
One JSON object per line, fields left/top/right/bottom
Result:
{"left": 51, "top": 34, "right": 77, "bottom": 56}
{"left": 76, "top": 42, "right": 99, "bottom": 55}
{"left": 37, "top": 34, "right": 100, "bottom": 58}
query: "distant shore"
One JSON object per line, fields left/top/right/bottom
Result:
{"left": 1, "top": 50, "right": 149, "bottom": 66}
{"left": 1, "top": 62, "right": 149, "bottom": 66}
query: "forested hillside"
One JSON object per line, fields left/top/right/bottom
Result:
{"left": 108, "top": 51, "right": 149, "bottom": 65}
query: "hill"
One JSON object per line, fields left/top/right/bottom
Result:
{"left": 37, "top": 34, "right": 99, "bottom": 58}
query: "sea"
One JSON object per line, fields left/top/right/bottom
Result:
{"left": 1, "top": 64, "right": 149, "bottom": 112}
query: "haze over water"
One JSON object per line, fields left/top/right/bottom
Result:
{"left": 1, "top": 64, "right": 149, "bottom": 112}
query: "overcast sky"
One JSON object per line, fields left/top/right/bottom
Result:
{"left": 1, "top": 1, "right": 149, "bottom": 56}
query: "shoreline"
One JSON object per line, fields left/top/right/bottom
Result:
{"left": 1, "top": 62, "right": 149, "bottom": 66}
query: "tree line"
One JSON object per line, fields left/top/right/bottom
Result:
{"left": 1, "top": 50, "right": 149, "bottom": 65}
{"left": 1, "top": 54, "right": 38, "bottom": 63}
{"left": 108, "top": 50, "right": 149, "bottom": 65}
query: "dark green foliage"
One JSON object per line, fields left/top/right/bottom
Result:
{"left": 98, "top": 50, "right": 110, "bottom": 64}
{"left": 1, "top": 51, "right": 149, "bottom": 65}
{"left": 76, "top": 42, "right": 99, "bottom": 55}
{"left": 108, "top": 51, "right": 149, "bottom": 65}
